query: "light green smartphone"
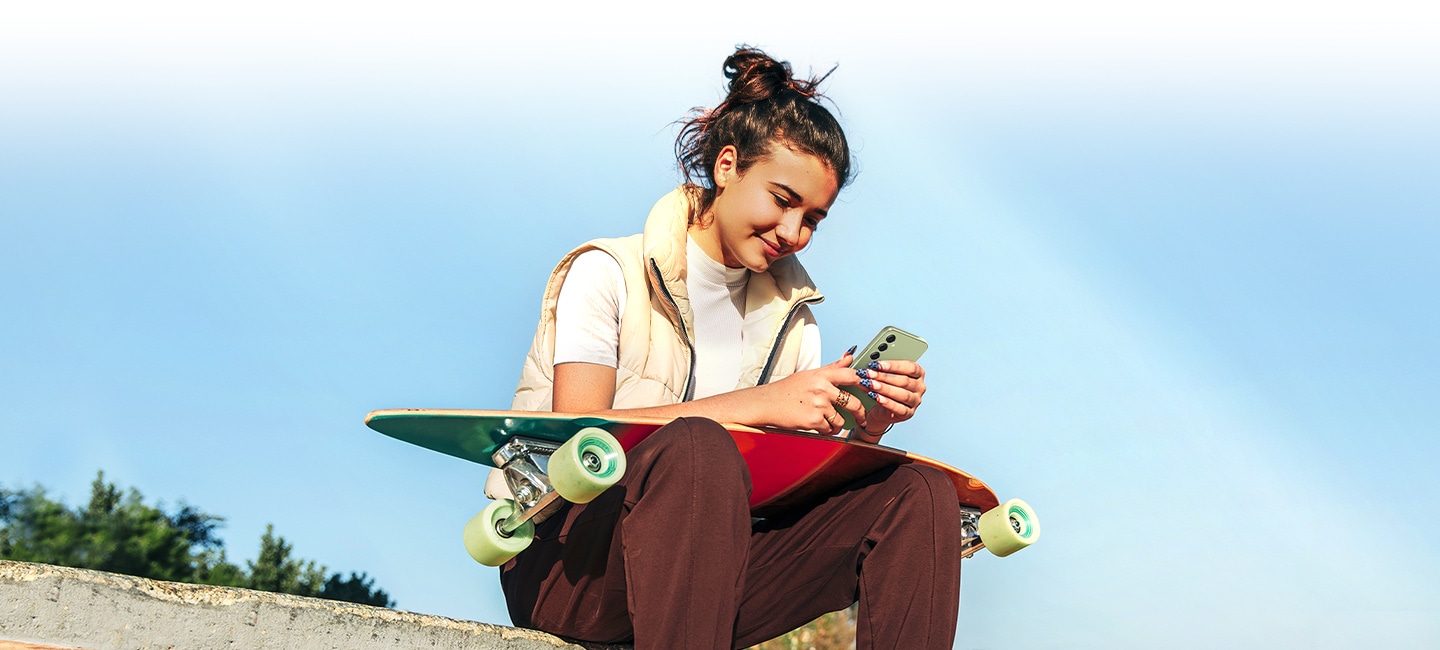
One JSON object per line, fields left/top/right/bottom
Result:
{"left": 839, "top": 326, "right": 928, "bottom": 433}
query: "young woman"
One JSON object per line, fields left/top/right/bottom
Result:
{"left": 495, "top": 47, "right": 962, "bottom": 650}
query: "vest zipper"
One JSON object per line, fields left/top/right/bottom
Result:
{"left": 757, "top": 295, "right": 825, "bottom": 385}
{"left": 650, "top": 258, "right": 696, "bottom": 402}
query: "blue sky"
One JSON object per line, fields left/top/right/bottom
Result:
{"left": 3, "top": 3, "right": 1437, "bottom": 647}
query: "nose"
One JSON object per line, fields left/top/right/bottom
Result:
{"left": 775, "top": 209, "right": 802, "bottom": 248}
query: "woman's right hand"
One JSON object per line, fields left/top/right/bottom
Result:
{"left": 750, "top": 350, "right": 867, "bottom": 435}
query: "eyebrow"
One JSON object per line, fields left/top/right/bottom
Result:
{"left": 772, "top": 182, "right": 829, "bottom": 218}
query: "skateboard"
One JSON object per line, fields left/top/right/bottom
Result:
{"left": 365, "top": 408, "right": 1040, "bottom": 566}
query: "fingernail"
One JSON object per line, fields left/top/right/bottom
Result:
{"left": 867, "top": 361, "right": 880, "bottom": 371}
{"left": 856, "top": 368, "right": 869, "bottom": 379}
{"left": 867, "top": 391, "right": 879, "bottom": 399}
{"left": 860, "top": 378, "right": 873, "bottom": 389}
{"left": 845, "top": 344, "right": 857, "bottom": 356}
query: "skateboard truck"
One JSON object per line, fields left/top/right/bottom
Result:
{"left": 491, "top": 437, "right": 564, "bottom": 537}
{"left": 462, "top": 427, "right": 627, "bottom": 565}
{"left": 959, "top": 507, "right": 985, "bottom": 559}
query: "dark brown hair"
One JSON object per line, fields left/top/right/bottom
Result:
{"left": 676, "top": 47, "right": 852, "bottom": 220}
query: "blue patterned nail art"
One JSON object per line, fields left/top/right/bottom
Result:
{"left": 867, "top": 391, "right": 879, "bottom": 400}
{"left": 845, "top": 344, "right": 858, "bottom": 356}
{"left": 860, "top": 378, "right": 873, "bottom": 389}
{"left": 867, "top": 361, "right": 881, "bottom": 371}
{"left": 856, "top": 368, "right": 869, "bottom": 379}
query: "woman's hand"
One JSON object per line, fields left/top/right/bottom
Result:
{"left": 852, "top": 359, "right": 926, "bottom": 439}
{"left": 751, "top": 350, "right": 867, "bottom": 435}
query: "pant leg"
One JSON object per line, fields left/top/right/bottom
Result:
{"left": 500, "top": 417, "right": 753, "bottom": 649}
{"left": 733, "top": 464, "right": 964, "bottom": 650}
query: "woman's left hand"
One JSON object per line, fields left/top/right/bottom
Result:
{"left": 855, "top": 359, "right": 926, "bottom": 438}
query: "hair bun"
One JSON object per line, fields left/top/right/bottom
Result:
{"left": 723, "top": 47, "right": 817, "bottom": 105}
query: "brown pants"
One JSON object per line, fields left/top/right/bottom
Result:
{"left": 500, "top": 417, "right": 963, "bottom": 650}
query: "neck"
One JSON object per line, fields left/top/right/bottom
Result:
{"left": 688, "top": 219, "right": 739, "bottom": 268}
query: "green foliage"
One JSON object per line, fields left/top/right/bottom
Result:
{"left": 0, "top": 472, "right": 393, "bottom": 609}
{"left": 0, "top": 473, "right": 230, "bottom": 584}
{"left": 746, "top": 604, "right": 857, "bottom": 650}
{"left": 322, "top": 571, "right": 395, "bottom": 608}
{"left": 247, "top": 524, "right": 326, "bottom": 597}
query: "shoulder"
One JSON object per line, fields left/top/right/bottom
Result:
{"left": 568, "top": 248, "right": 624, "bottom": 276}
{"left": 570, "top": 233, "right": 646, "bottom": 269}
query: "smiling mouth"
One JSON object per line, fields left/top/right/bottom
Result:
{"left": 761, "top": 238, "right": 784, "bottom": 258}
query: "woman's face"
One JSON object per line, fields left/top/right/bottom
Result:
{"left": 697, "top": 143, "right": 840, "bottom": 272}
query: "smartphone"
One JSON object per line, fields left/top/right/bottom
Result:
{"left": 839, "top": 326, "right": 928, "bottom": 432}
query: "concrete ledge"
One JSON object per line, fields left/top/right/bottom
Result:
{"left": 0, "top": 561, "right": 628, "bottom": 650}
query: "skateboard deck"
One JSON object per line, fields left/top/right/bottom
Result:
{"left": 365, "top": 408, "right": 999, "bottom": 516}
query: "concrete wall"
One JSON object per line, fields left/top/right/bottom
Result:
{"left": 0, "top": 561, "right": 627, "bottom": 650}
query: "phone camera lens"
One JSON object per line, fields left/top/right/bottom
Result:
{"left": 886, "top": 334, "right": 896, "bottom": 343}
{"left": 870, "top": 352, "right": 880, "bottom": 361}
{"left": 878, "top": 343, "right": 889, "bottom": 352}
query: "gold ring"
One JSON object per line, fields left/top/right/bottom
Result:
{"left": 833, "top": 390, "right": 850, "bottom": 409}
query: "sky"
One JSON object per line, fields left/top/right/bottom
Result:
{"left": 2, "top": 2, "right": 1438, "bottom": 648}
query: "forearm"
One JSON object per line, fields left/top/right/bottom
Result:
{"left": 554, "top": 359, "right": 868, "bottom": 436}
{"left": 553, "top": 361, "right": 780, "bottom": 425}
{"left": 589, "top": 386, "right": 773, "bottom": 427}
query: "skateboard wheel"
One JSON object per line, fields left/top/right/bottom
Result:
{"left": 978, "top": 498, "right": 1040, "bottom": 557}
{"left": 549, "top": 427, "right": 626, "bottom": 503}
{"left": 462, "top": 499, "right": 534, "bottom": 567}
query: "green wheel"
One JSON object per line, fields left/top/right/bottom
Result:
{"left": 978, "top": 498, "right": 1040, "bottom": 557}
{"left": 549, "top": 427, "right": 626, "bottom": 503}
{"left": 462, "top": 499, "right": 534, "bottom": 567}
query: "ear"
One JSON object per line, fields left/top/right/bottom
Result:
{"left": 712, "top": 145, "right": 740, "bottom": 189}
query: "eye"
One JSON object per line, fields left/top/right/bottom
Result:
{"left": 804, "top": 215, "right": 821, "bottom": 231}
{"left": 772, "top": 193, "right": 789, "bottom": 208}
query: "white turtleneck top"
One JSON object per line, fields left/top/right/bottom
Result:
{"left": 553, "top": 237, "right": 822, "bottom": 400}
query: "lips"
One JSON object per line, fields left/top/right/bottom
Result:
{"left": 760, "top": 238, "right": 783, "bottom": 258}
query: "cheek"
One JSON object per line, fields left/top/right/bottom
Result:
{"left": 744, "top": 194, "right": 778, "bottom": 225}
{"left": 716, "top": 192, "right": 769, "bottom": 231}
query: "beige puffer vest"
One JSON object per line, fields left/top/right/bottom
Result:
{"left": 511, "top": 186, "right": 824, "bottom": 411}
{"left": 486, "top": 187, "right": 824, "bottom": 499}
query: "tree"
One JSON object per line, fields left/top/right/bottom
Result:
{"left": 322, "top": 571, "right": 395, "bottom": 608}
{"left": 1, "top": 472, "right": 393, "bottom": 608}
{"left": 0, "top": 473, "right": 231, "bottom": 583}
{"left": 246, "top": 524, "right": 326, "bottom": 596}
